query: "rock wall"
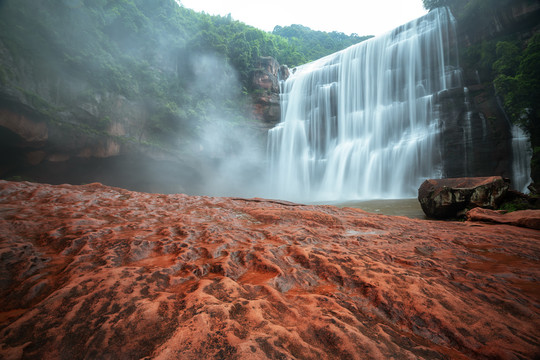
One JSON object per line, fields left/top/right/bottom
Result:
{"left": 0, "top": 87, "right": 205, "bottom": 194}
{"left": 452, "top": 0, "right": 540, "bottom": 185}
{"left": 250, "top": 57, "right": 286, "bottom": 126}
{"left": 456, "top": 0, "right": 540, "bottom": 47}
{"left": 422, "top": 0, "right": 540, "bottom": 187}
{"left": 0, "top": 87, "right": 197, "bottom": 193}
{"left": 0, "top": 26, "right": 276, "bottom": 194}
{"left": 436, "top": 87, "right": 512, "bottom": 179}
{"left": 0, "top": 34, "right": 170, "bottom": 186}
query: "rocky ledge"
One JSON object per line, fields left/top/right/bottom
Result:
{"left": 466, "top": 207, "right": 540, "bottom": 230}
{"left": 0, "top": 181, "right": 539, "bottom": 359}
{"left": 418, "top": 176, "right": 509, "bottom": 219}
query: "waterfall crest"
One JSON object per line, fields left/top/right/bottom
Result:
{"left": 268, "top": 8, "right": 462, "bottom": 202}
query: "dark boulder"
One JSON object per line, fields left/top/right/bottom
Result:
{"left": 418, "top": 176, "right": 509, "bottom": 218}
{"left": 279, "top": 64, "right": 290, "bottom": 81}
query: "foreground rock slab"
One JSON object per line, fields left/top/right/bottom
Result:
{"left": 0, "top": 181, "right": 539, "bottom": 359}
{"left": 418, "top": 176, "right": 509, "bottom": 218}
{"left": 466, "top": 207, "right": 540, "bottom": 230}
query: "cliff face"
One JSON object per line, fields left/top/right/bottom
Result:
{"left": 0, "top": 43, "right": 149, "bottom": 173}
{"left": 0, "top": 80, "right": 202, "bottom": 194}
{"left": 250, "top": 57, "right": 286, "bottom": 126}
{"left": 436, "top": 86, "right": 513, "bottom": 180}
{"left": 431, "top": 0, "right": 540, "bottom": 185}
{"left": 456, "top": 0, "right": 540, "bottom": 46}
{"left": 452, "top": 0, "right": 540, "bottom": 185}
{"left": 0, "top": 1, "right": 267, "bottom": 194}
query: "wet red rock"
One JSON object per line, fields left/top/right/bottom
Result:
{"left": 0, "top": 180, "right": 539, "bottom": 359}
{"left": 466, "top": 207, "right": 540, "bottom": 230}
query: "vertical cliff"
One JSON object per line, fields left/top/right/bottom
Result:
{"left": 250, "top": 57, "right": 282, "bottom": 125}
{"left": 0, "top": 0, "right": 263, "bottom": 194}
{"left": 449, "top": 0, "right": 540, "bottom": 189}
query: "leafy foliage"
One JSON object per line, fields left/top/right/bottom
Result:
{"left": 429, "top": 0, "right": 540, "bottom": 182}
{"left": 0, "top": 0, "right": 371, "bottom": 150}
{"left": 422, "top": 0, "right": 452, "bottom": 10}
{"left": 493, "top": 34, "right": 540, "bottom": 143}
{"left": 423, "top": 0, "right": 514, "bottom": 14}
{"left": 272, "top": 25, "right": 373, "bottom": 65}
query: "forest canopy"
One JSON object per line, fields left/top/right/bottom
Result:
{"left": 0, "top": 0, "right": 370, "bottom": 150}
{"left": 272, "top": 25, "right": 373, "bottom": 64}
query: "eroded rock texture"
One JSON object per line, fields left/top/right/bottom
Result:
{"left": 466, "top": 207, "right": 540, "bottom": 230}
{"left": 0, "top": 181, "right": 539, "bottom": 359}
{"left": 418, "top": 176, "right": 509, "bottom": 219}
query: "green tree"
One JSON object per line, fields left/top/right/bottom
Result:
{"left": 493, "top": 34, "right": 540, "bottom": 181}
{"left": 228, "top": 33, "right": 252, "bottom": 82}
{"left": 422, "top": 0, "right": 452, "bottom": 10}
{"left": 272, "top": 24, "right": 372, "bottom": 65}
{"left": 494, "top": 36, "right": 540, "bottom": 130}
{"left": 0, "top": 0, "right": 373, "bottom": 150}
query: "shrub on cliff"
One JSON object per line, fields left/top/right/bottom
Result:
{"left": 493, "top": 34, "right": 540, "bottom": 182}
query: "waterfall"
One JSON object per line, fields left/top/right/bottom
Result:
{"left": 511, "top": 125, "right": 532, "bottom": 193}
{"left": 268, "top": 8, "right": 461, "bottom": 202}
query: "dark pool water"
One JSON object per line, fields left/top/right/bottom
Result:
{"left": 312, "top": 198, "right": 426, "bottom": 219}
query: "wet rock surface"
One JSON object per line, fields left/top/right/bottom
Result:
{"left": 0, "top": 180, "right": 539, "bottom": 359}
{"left": 418, "top": 176, "right": 509, "bottom": 218}
{"left": 466, "top": 207, "right": 540, "bottom": 230}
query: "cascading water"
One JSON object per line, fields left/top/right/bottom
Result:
{"left": 511, "top": 125, "right": 532, "bottom": 193}
{"left": 268, "top": 8, "right": 462, "bottom": 202}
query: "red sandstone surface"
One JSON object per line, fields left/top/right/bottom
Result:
{"left": 467, "top": 207, "right": 540, "bottom": 230}
{"left": 0, "top": 180, "right": 539, "bottom": 359}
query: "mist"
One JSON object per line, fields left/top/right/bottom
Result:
{"left": 0, "top": 1, "right": 273, "bottom": 198}
{"left": 183, "top": 52, "right": 270, "bottom": 198}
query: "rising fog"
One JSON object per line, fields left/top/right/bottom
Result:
{"left": 181, "top": 52, "right": 270, "bottom": 198}
{"left": 0, "top": 1, "right": 272, "bottom": 198}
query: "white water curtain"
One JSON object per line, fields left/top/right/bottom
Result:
{"left": 268, "top": 8, "right": 461, "bottom": 201}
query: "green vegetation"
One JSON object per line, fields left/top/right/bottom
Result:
{"left": 422, "top": 0, "right": 451, "bottom": 9}
{"left": 423, "top": 0, "right": 540, "bottom": 184}
{"left": 493, "top": 35, "right": 540, "bottom": 133}
{"left": 422, "top": 0, "right": 514, "bottom": 15}
{"left": 499, "top": 198, "right": 535, "bottom": 212}
{"left": 272, "top": 25, "right": 373, "bottom": 64}
{"left": 493, "top": 34, "right": 540, "bottom": 182}
{"left": 0, "top": 0, "right": 370, "bottom": 151}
